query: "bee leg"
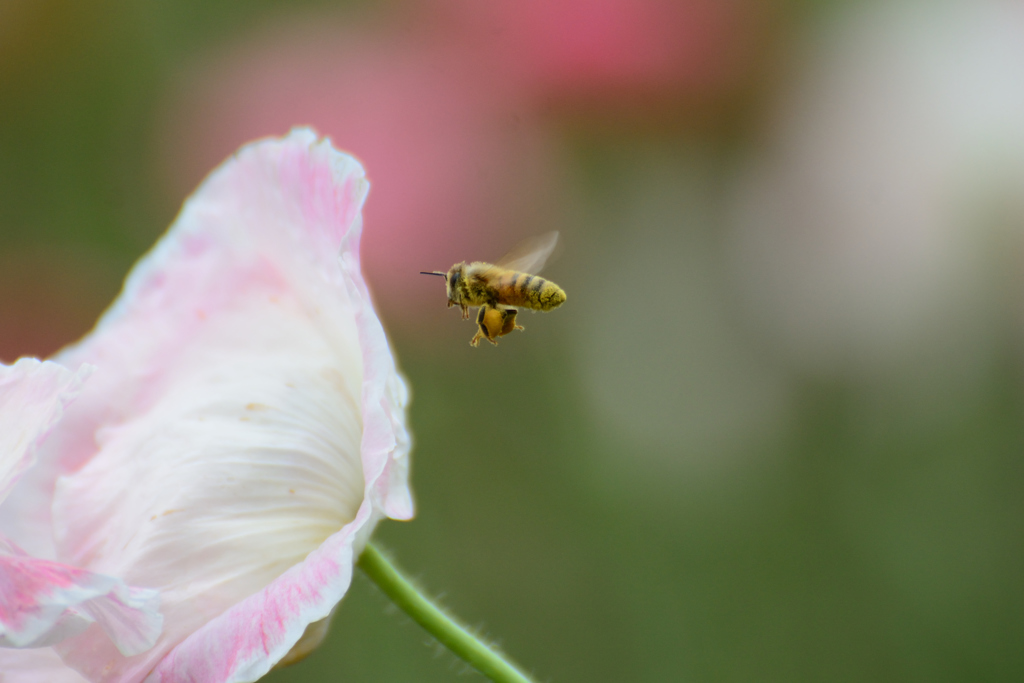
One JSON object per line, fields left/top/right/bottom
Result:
{"left": 460, "top": 304, "right": 470, "bottom": 320}
{"left": 471, "top": 308, "right": 488, "bottom": 347}
{"left": 469, "top": 330, "right": 499, "bottom": 347}
{"left": 471, "top": 306, "right": 501, "bottom": 347}
{"left": 500, "top": 308, "right": 524, "bottom": 335}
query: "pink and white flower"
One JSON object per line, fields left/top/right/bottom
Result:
{"left": 0, "top": 128, "right": 413, "bottom": 682}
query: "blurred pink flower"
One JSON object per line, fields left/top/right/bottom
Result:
{"left": 448, "top": 0, "right": 757, "bottom": 101}
{"left": 0, "top": 128, "right": 412, "bottom": 681}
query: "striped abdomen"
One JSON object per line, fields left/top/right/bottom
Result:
{"left": 495, "top": 271, "right": 566, "bottom": 311}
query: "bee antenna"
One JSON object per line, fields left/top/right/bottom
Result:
{"left": 419, "top": 271, "right": 446, "bottom": 277}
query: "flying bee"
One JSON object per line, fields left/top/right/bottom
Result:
{"left": 421, "top": 231, "right": 567, "bottom": 346}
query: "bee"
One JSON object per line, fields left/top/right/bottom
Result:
{"left": 421, "top": 232, "right": 567, "bottom": 346}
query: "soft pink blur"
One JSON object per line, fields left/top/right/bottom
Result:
{"left": 157, "top": 0, "right": 761, "bottom": 326}
{"left": 446, "top": 0, "right": 756, "bottom": 99}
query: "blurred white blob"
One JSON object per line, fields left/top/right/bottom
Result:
{"left": 577, "top": 147, "right": 792, "bottom": 476}
{"left": 730, "top": 1, "right": 1024, "bottom": 379}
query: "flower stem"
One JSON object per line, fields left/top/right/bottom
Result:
{"left": 357, "top": 542, "right": 536, "bottom": 683}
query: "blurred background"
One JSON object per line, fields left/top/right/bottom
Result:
{"left": 3, "top": 0, "right": 1024, "bottom": 680}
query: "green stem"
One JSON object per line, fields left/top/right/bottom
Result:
{"left": 357, "top": 542, "right": 537, "bottom": 683}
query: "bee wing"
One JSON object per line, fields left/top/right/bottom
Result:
{"left": 494, "top": 231, "right": 560, "bottom": 274}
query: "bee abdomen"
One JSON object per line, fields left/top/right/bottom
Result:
{"left": 501, "top": 273, "right": 566, "bottom": 311}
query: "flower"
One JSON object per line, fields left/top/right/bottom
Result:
{"left": 0, "top": 128, "right": 413, "bottom": 682}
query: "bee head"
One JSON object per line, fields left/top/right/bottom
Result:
{"left": 445, "top": 263, "right": 466, "bottom": 306}
{"left": 420, "top": 263, "right": 466, "bottom": 308}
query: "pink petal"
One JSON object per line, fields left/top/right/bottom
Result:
{"left": 143, "top": 502, "right": 372, "bottom": 683}
{"left": 41, "top": 129, "right": 410, "bottom": 681}
{"left": 0, "top": 361, "right": 162, "bottom": 659}
{"left": 0, "top": 540, "right": 161, "bottom": 656}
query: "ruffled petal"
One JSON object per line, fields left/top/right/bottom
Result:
{"left": 42, "top": 129, "right": 411, "bottom": 681}
{"left": 0, "top": 358, "right": 90, "bottom": 506}
{"left": 0, "top": 540, "right": 161, "bottom": 656}
{"left": 0, "top": 362, "right": 162, "bottom": 658}
{"left": 338, "top": 183, "right": 414, "bottom": 523}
